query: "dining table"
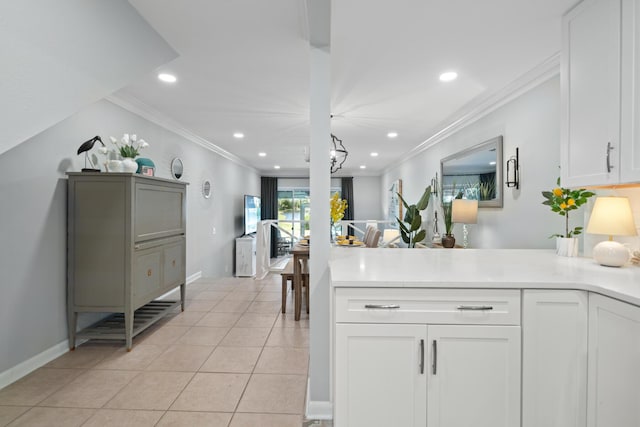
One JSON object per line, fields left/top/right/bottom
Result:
{"left": 291, "top": 243, "right": 309, "bottom": 320}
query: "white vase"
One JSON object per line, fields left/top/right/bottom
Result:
{"left": 106, "top": 159, "right": 123, "bottom": 172}
{"left": 556, "top": 237, "right": 579, "bottom": 257}
{"left": 121, "top": 157, "right": 138, "bottom": 173}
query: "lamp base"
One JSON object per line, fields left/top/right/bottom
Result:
{"left": 81, "top": 168, "right": 101, "bottom": 172}
{"left": 592, "top": 240, "right": 629, "bottom": 267}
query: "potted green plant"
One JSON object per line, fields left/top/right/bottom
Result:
{"left": 541, "top": 177, "right": 595, "bottom": 256}
{"left": 396, "top": 186, "right": 431, "bottom": 248}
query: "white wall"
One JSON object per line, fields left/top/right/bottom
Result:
{"left": 353, "top": 176, "right": 383, "bottom": 222}
{"left": 383, "top": 76, "right": 563, "bottom": 249}
{"left": 0, "top": 0, "right": 177, "bottom": 156}
{"left": 0, "top": 99, "right": 260, "bottom": 375}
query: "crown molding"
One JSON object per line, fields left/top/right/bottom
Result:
{"left": 105, "top": 93, "right": 257, "bottom": 172}
{"left": 382, "top": 52, "right": 561, "bottom": 175}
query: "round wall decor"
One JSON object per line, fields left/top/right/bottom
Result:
{"left": 170, "top": 158, "right": 184, "bottom": 179}
{"left": 202, "top": 180, "right": 212, "bottom": 199}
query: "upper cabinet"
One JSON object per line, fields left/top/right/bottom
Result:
{"left": 561, "top": 0, "right": 640, "bottom": 187}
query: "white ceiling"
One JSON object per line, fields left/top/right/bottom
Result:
{"left": 119, "top": 0, "right": 579, "bottom": 177}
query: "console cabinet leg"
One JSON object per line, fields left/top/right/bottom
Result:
{"left": 180, "top": 283, "right": 186, "bottom": 312}
{"left": 68, "top": 311, "right": 77, "bottom": 351}
{"left": 125, "top": 310, "right": 134, "bottom": 351}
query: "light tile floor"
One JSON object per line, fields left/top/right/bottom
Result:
{"left": 0, "top": 274, "right": 334, "bottom": 427}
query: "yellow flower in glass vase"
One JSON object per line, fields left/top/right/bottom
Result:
{"left": 330, "top": 193, "right": 348, "bottom": 239}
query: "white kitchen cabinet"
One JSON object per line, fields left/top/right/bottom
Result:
{"left": 561, "top": 0, "right": 640, "bottom": 186}
{"left": 522, "top": 290, "right": 588, "bottom": 427}
{"left": 561, "top": 0, "right": 621, "bottom": 187}
{"left": 333, "top": 288, "right": 521, "bottom": 427}
{"left": 587, "top": 293, "right": 640, "bottom": 427}
{"left": 426, "top": 325, "right": 520, "bottom": 427}
{"left": 235, "top": 235, "right": 256, "bottom": 277}
{"left": 334, "top": 324, "right": 427, "bottom": 427}
{"left": 620, "top": 0, "right": 640, "bottom": 182}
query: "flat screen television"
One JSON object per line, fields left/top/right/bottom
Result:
{"left": 244, "top": 195, "right": 261, "bottom": 235}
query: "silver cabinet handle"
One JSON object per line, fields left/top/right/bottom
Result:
{"left": 607, "top": 142, "right": 614, "bottom": 173}
{"left": 432, "top": 340, "right": 437, "bottom": 375}
{"left": 419, "top": 339, "right": 425, "bottom": 374}
{"left": 364, "top": 304, "right": 400, "bottom": 309}
{"left": 457, "top": 305, "right": 494, "bottom": 311}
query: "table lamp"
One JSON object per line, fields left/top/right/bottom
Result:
{"left": 586, "top": 196, "right": 637, "bottom": 267}
{"left": 382, "top": 229, "right": 400, "bottom": 247}
{"left": 452, "top": 199, "right": 478, "bottom": 248}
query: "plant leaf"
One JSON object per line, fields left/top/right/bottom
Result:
{"left": 414, "top": 229, "right": 426, "bottom": 243}
{"left": 416, "top": 186, "right": 432, "bottom": 211}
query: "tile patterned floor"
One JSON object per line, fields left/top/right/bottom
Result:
{"left": 0, "top": 274, "right": 333, "bottom": 427}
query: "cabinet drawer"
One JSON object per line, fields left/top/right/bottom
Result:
{"left": 134, "top": 183, "right": 185, "bottom": 242}
{"left": 335, "top": 288, "right": 521, "bottom": 325}
{"left": 133, "top": 248, "right": 162, "bottom": 299}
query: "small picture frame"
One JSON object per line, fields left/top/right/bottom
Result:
{"left": 140, "top": 165, "right": 155, "bottom": 176}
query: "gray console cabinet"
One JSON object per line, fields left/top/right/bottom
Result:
{"left": 67, "top": 173, "right": 187, "bottom": 350}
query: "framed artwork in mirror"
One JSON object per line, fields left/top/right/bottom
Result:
{"left": 387, "top": 179, "right": 403, "bottom": 227}
{"left": 441, "top": 136, "right": 503, "bottom": 208}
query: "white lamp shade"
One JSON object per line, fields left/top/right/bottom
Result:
{"left": 452, "top": 199, "right": 478, "bottom": 224}
{"left": 382, "top": 229, "right": 400, "bottom": 242}
{"left": 586, "top": 197, "right": 637, "bottom": 236}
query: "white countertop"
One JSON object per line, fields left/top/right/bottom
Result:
{"left": 329, "top": 248, "right": 640, "bottom": 306}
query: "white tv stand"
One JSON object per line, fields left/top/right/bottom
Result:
{"left": 235, "top": 235, "right": 256, "bottom": 277}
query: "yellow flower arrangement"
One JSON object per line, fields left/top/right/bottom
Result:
{"left": 330, "top": 192, "right": 348, "bottom": 224}
{"left": 541, "top": 178, "right": 594, "bottom": 238}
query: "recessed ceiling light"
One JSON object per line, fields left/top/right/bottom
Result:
{"left": 489, "top": 161, "right": 497, "bottom": 165}
{"left": 387, "top": 132, "right": 398, "bottom": 138}
{"left": 370, "top": 152, "right": 379, "bottom": 157}
{"left": 439, "top": 71, "right": 458, "bottom": 82}
{"left": 360, "top": 165, "right": 366, "bottom": 169}
{"left": 258, "top": 152, "right": 266, "bottom": 157}
{"left": 274, "top": 165, "right": 281, "bottom": 169}
{"left": 233, "top": 132, "right": 244, "bottom": 139}
{"left": 158, "top": 73, "right": 177, "bottom": 83}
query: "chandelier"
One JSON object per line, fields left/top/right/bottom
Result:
{"left": 330, "top": 133, "right": 348, "bottom": 174}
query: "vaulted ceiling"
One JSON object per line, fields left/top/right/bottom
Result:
{"left": 117, "top": 0, "right": 579, "bottom": 176}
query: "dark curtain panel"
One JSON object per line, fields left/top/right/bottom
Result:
{"left": 341, "top": 177, "right": 355, "bottom": 235}
{"left": 261, "top": 176, "right": 278, "bottom": 258}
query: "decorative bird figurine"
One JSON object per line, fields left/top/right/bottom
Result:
{"left": 77, "top": 135, "right": 105, "bottom": 172}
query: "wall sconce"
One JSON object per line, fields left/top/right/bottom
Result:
{"left": 431, "top": 172, "right": 439, "bottom": 198}
{"left": 506, "top": 147, "right": 519, "bottom": 189}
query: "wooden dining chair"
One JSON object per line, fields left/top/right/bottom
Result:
{"left": 365, "top": 229, "right": 381, "bottom": 248}
{"left": 280, "top": 258, "right": 309, "bottom": 314}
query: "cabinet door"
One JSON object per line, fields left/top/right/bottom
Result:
{"left": 522, "top": 290, "right": 588, "bottom": 427}
{"left": 587, "top": 294, "right": 640, "bottom": 427}
{"left": 427, "top": 325, "right": 520, "bottom": 427}
{"left": 334, "top": 323, "right": 427, "bottom": 427}
{"left": 620, "top": 0, "right": 640, "bottom": 182}
{"left": 133, "top": 248, "right": 162, "bottom": 302}
{"left": 163, "top": 239, "right": 185, "bottom": 289}
{"left": 562, "top": 0, "right": 621, "bottom": 187}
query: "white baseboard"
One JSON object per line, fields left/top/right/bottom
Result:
{"left": 305, "top": 379, "right": 333, "bottom": 420}
{"left": 0, "top": 273, "right": 205, "bottom": 391}
{"left": 0, "top": 338, "right": 82, "bottom": 390}
{"left": 186, "top": 271, "right": 202, "bottom": 284}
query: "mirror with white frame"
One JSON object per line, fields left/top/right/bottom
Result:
{"left": 441, "top": 135, "right": 503, "bottom": 208}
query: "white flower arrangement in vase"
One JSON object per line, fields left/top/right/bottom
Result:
{"left": 106, "top": 133, "right": 150, "bottom": 173}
